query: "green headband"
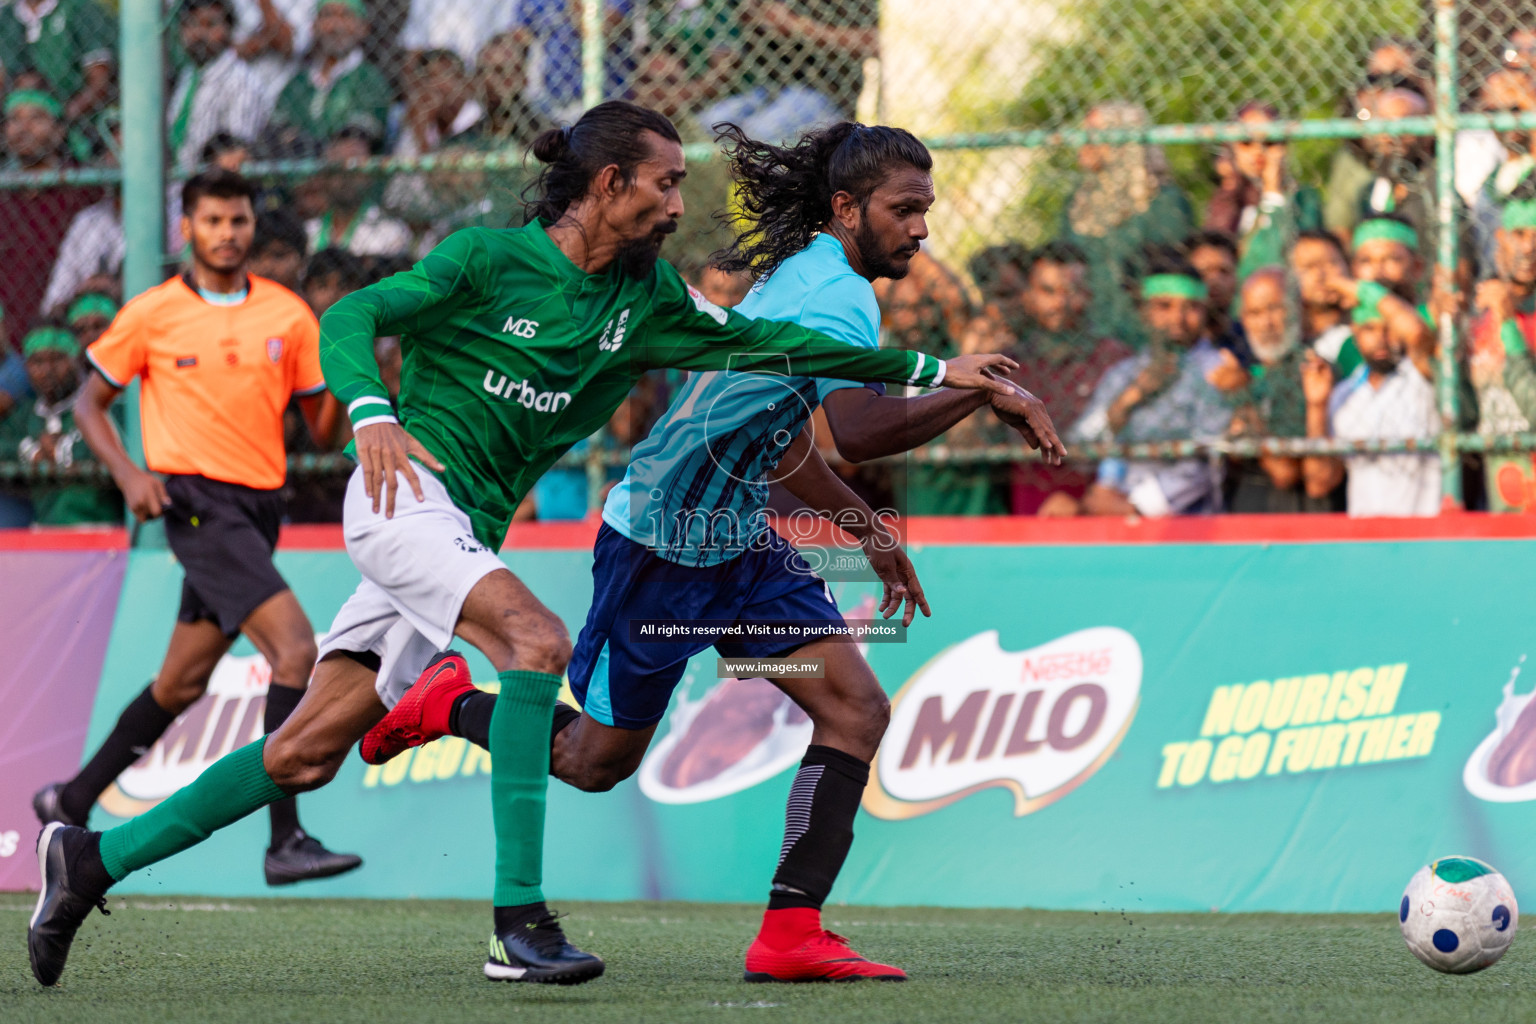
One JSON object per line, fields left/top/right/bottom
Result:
{"left": 1141, "top": 274, "right": 1209, "bottom": 301}
{"left": 23, "top": 327, "right": 79, "bottom": 358}
{"left": 67, "top": 293, "right": 119, "bottom": 324}
{"left": 1352, "top": 218, "right": 1418, "bottom": 252}
{"left": 4, "top": 89, "right": 62, "bottom": 118}
{"left": 318, "top": 0, "right": 365, "bottom": 16}
{"left": 1503, "top": 199, "right": 1536, "bottom": 231}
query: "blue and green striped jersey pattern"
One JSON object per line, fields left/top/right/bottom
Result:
{"left": 603, "top": 234, "right": 886, "bottom": 566}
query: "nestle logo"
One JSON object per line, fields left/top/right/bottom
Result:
{"left": 1021, "top": 648, "right": 1113, "bottom": 684}
{"left": 99, "top": 648, "right": 284, "bottom": 817}
{"left": 865, "top": 627, "right": 1141, "bottom": 820}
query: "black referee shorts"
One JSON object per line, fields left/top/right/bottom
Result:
{"left": 163, "top": 474, "right": 289, "bottom": 637}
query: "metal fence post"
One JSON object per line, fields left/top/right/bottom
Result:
{"left": 1434, "top": 0, "right": 1463, "bottom": 510}
{"left": 581, "top": 0, "right": 604, "bottom": 112}
{"left": 120, "top": 0, "right": 166, "bottom": 546}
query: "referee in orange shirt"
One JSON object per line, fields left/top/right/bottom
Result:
{"left": 34, "top": 169, "right": 361, "bottom": 885}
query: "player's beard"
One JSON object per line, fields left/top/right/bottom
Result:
{"left": 617, "top": 219, "right": 678, "bottom": 280}
{"left": 855, "top": 220, "right": 919, "bottom": 281}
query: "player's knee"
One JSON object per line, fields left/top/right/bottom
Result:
{"left": 264, "top": 736, "right": 345, "bottom": 792}
{"left": 510, "top": 614, "right": 572, "bottom": 675}
{"left": 269, "top": 637, "right": 319, "bottom": 689}
{"left": 854, "top": 691, "right": 892, "bottom": 749}
{"left": 152, "top": 673, "right": 211, "bottom": 714}
{"left": 812, "top": 688, "right": 889, "bottom": 759}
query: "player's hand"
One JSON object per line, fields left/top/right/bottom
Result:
{"left": 1476, "top": 279, "right": 1516, "bottom": 322}
{"left": 1206, "top": 349, "right": 1250, "bottom": 393}
{"left": 941, "top": 353, "right": 1018, "bottom": 395}
{"left": 355, "top": 421, "right": 446, "bottom": 518}
{"left": 1301, "top": 351, "right": 1334, "bottom": 407}
{"left": 120, "top": 467, "right": 170, "bottom": 522}
{"left": 986, "top": 373, "right": 1067, "bottom": 466}
{"left": 862, "top": 524, "right": 930, "bottom": 628}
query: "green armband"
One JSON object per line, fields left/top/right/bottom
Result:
{"left": 1501, "top": 319, "right": 1528, "bottom": 357}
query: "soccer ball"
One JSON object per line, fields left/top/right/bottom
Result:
{"left": 1399, "top": 856, "right": 1518, "bottom": 974}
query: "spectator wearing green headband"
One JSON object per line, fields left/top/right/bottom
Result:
{"left": 66, "top": 292, "right": 119, "bottom": 349}
{"left": 0, "top": 88, "right": 101, "bottom": 356}
{"left": 1469, "top": 186, "right": 1536, "bottom": 510}
{"left": 1352, "top": 86, "right": 1477, "bottom": 291}
{"left": 1350, "top": 212, "right": 1465, "bottom": 334}
{"left": 0, "top": 325, "right": 121, "bottom": 525}
{"left": 0, "top": 0, "right": 115, "bottom": 123}
{"left": 1305, "top": 285, "right": 1441, "bottom": 518}
{"left": 1069, "top": 249, "right": 1232, "bottom": 517}
{"left": 265, "top": 0, "right": 389, "bottom": 153}
{"left": 1351, "top": 215, "right": 1422, "bottom": 305}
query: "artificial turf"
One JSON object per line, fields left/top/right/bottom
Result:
{"left": 1, "top": 898, "right": 1531, "bottom": 1023}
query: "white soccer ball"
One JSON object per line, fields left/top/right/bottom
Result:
{"left": 1399, "top": 856, "right": 1518, "bottom": 974}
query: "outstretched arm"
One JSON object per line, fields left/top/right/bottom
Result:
{"left": 820, "top": 386, "right": 988, "bottom": 462}
{"left": 639, "top": 265, "right": 1016, "bottom": 393}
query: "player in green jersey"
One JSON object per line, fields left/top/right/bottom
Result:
{"left": 28, "top": 100, "right": 1017, "bottom": 988}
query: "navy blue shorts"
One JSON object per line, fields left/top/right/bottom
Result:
{"left": 567, "top": 523, "right": 844, "bottom": 730}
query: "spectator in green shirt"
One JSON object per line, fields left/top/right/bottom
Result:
{"left": 0, "top": 0, "right": 114, "bottom": 124}
{"left": 1225, "top": 266, "right": 1342, "bottom": 514}
{"left": 0, "top": 325, "right": 120, "bottom": 525}
{"left": 265, "top": 0, "right": 389, "bottom": 155}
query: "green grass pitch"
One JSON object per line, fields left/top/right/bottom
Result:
{"left": 2, "top": 898, "right": 1532, "bottom": 1023}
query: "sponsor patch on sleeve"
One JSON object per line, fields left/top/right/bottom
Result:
{"left": 686, "top": 283, "right": 729, "bottom": 325}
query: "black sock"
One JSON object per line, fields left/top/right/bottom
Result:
{"left": 493, "top": 900, "right": 550, "bottom": 934}
{"left": 61, "top": 682, "right": 176, "bottom": 822}
{"left": 550, "top": 701, "right": 580, "bottom": 743}
{"left": 264, "top": 683, "right": 305, "bottom": 847}
{"left": 449, "top": 690, "right": 497, "bottom": 750}
{"left": 768, "top": 745, "right": 870, "bottom": 911}
{"left": 449, "top": 695, "right": 579, "bottom": 764}
{"left": 73, "top": 831, "right": 116, "bottom": 897}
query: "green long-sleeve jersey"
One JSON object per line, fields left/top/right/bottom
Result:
{"left": 321, "top": 221, "right": 948, "bottom": 547}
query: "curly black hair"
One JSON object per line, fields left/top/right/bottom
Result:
{"left": 710, "top": 121, "right": 932, "bottom": 280}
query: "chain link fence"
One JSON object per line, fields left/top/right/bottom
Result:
{"left": 5, "top": 0, "right": 1536, "bottom": 525}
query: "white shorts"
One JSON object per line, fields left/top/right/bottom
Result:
{"left": 317, "top": 465, "right": 507, "bottom": 707}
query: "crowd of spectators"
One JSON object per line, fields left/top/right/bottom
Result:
{"left": 2, "top": 12, "right": 1536, "bottom": 523}
{"left": 810, "top": 34, "right": 1536, "bottom": 521}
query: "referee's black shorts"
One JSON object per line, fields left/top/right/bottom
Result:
{"left": 163, "top": 474, "right": 288, "bottom": 637}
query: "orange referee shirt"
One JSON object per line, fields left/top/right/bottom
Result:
{"left": 86, "top": 275, "right": 325, "bottom": 491}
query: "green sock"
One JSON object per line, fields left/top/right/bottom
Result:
{"left": 490, "top": 670, "right": 561, "bottom": 906}
{"left": 98, "top": 737, "right": 289, "bottom": 881}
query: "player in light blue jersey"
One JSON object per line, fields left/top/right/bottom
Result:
{"left": 363, "top": 122, "right": 1065, "bottom": 981}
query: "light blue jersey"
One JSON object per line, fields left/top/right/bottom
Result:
{"left": 603, "top": 233, "right": 889, "bottom": 566}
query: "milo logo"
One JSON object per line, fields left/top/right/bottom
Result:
{"left": 864, "top": 627, "right": 1141, "bottom": 820}
{"left": 98, "top": 650, "right": 276, "bottom": 818}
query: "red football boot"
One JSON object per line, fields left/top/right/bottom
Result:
{"left": 743, "top": 907, "right": 907, "bottom": 982}
{"left": 360, "top": 651, "right": 475, "bottom": 764}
